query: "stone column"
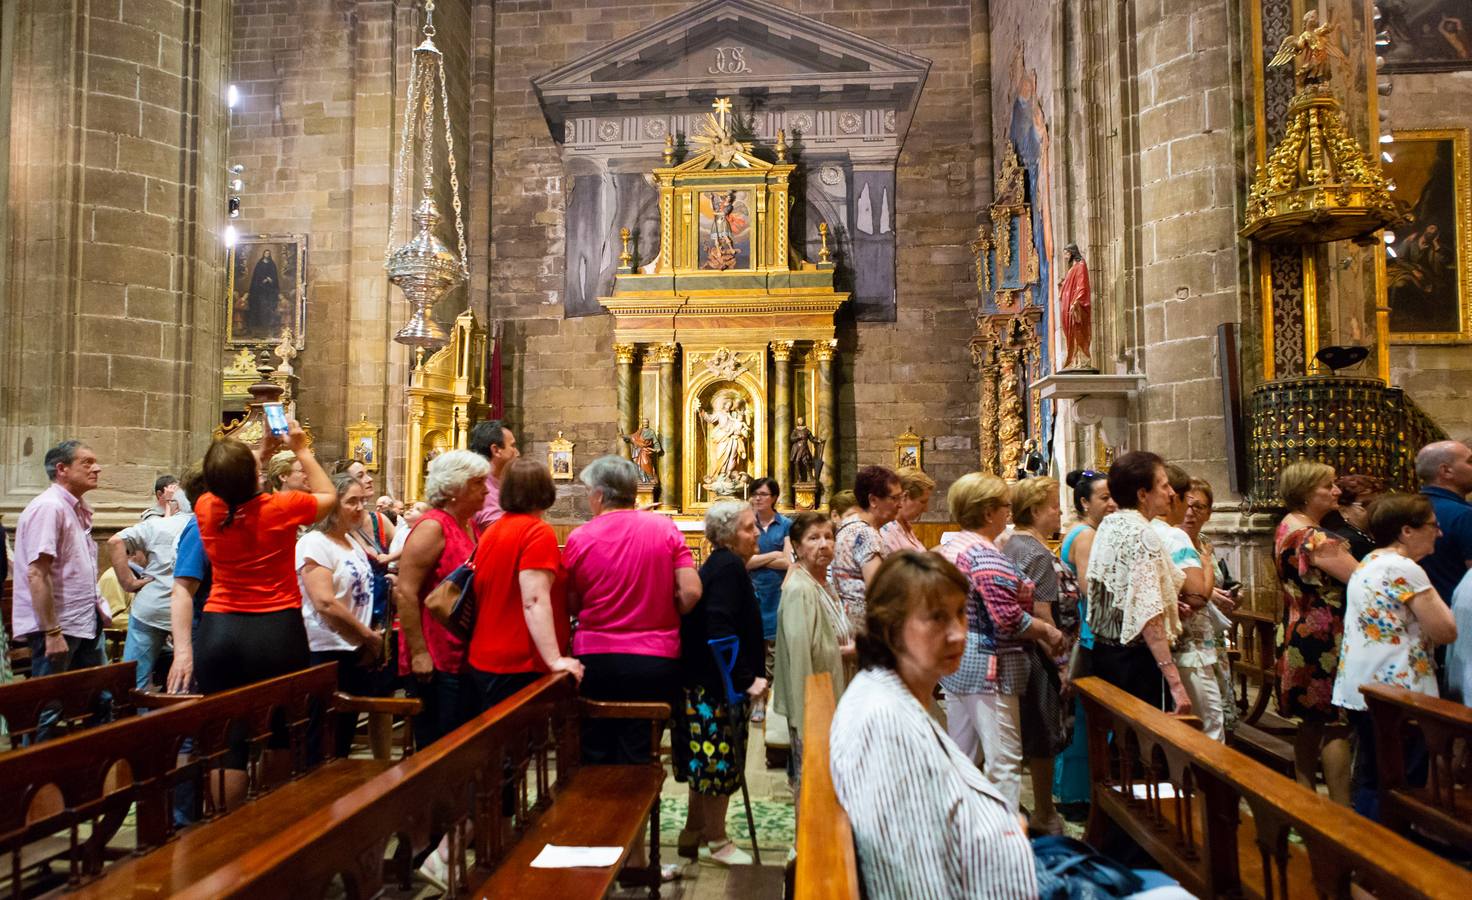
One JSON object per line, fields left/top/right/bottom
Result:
{"left": 614, "top": 342, "right": 637, "bottom": 457}
{"left": 772, "top": 341, "right": 793, "bottom": 504}
{"left": 814, "top": 340, "right": 837, "bottom": 502}
{"left": 654, "top": 343, "right": 678, "bottom": 510}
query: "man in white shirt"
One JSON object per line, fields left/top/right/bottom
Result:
{"left": 109, "top": 478, "right": 194, "bottom": 690}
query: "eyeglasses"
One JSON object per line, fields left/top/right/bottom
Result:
{"left": 1185, "top": 502, "right": 1212, "bottom": 513}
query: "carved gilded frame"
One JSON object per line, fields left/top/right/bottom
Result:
{"left": 1384, "top": 128, "right": 1472, "bottom": 345}
{"left": 225, "top": 233, "right": 307, "bottom": 350}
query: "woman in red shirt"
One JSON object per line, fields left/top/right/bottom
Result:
{"left": 393, "top": 449, "right": 489, "bottom": 750}
{"left": 468, "top": 459, "right": 582, "bottom": 710}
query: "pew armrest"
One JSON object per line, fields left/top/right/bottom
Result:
{"left": 331, "top": 692, "right": 423, "bottom": 718}
{"left": 578, "top": 699, "right": 670, "bottom": 721}
{"left": 132, "top": 690, "right": 202, "bottom": 709}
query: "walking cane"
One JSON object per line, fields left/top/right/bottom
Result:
{"left": 709, "top": 635, "right": 762, "bottom": 865}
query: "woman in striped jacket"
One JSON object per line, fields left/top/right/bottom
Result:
{"left": 829, "top": 550, "right": 1037, "bottom": 899}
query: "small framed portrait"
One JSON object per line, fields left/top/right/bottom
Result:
{"left": 1384, "top": 129, "right": 1472, "bottom": 343}
{"left": 894, "top": 427, "right": 923, "bottom": 471}
{"left": 346, "top": 414, "right": 380, "bottom": 473}
{"left": 227, "top": 234, "right": 307, "bottom": 349}
{"left": 548, "top": 431, "right": 575, "bottom": 481}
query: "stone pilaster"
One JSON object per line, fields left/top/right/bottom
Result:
{"left": 772, "top": 341, "right": 793, "bottom": 504}
{"left": 614, "top": 342, "right": 637, "bottom": 457}
{"left": 814, "top": 340, "right": 837, "bottom": 501}
{"left": 654, "top": 343, "right": 678, "bottom": 509}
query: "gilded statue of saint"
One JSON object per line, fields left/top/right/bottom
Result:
{"left": 1270, "top": 10, "right": 1347, "bottom": 88}
{"left": 700, "top": 390, "right": 750, "bottom": 486}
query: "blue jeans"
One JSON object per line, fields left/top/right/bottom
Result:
{"left": 122, "top": 620, "right": 170, "bottom": 691}
{"left": 25, "top": 617, "right": 109, "bottom": 744}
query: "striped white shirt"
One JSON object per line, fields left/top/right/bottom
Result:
{"left": 830, "top": 667, "right": 1038, "bottom": 899}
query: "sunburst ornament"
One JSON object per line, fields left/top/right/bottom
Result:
{"left": 690, "top": 97, "right": 752, "bottom": 167}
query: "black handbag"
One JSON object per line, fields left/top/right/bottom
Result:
{"left": 424, "top": 557, "right": 476, "bottom": 640}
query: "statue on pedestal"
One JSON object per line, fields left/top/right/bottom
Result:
{"left": 790, "top": 417, "right": 818, "bottom": 484}
{"left": 1058, "top": 243, "right": 1093, "bottom": 372}
{"left": 700, "top": 390, "right": 751, "bottom": 496}
{"left": 622, "top": 417, "right": 662, "bottom": 484}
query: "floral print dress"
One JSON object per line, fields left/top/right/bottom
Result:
{"left": 1331, "top": 549, "right": 1440, "bottom": 711}
{"left": 1274, "top": 523, "right": 1348, "bottom": 723}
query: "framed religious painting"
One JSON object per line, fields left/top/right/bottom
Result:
{"left": 698, "top": 189, "right": 751, "bottom": 270}
{"left": 226, "top": 234, "right": 307, "bottom": 349}
{"left": 1380, "top": 2, "right": 1472, "bottom": 73}
{"left": 894, "top": 427, "right": 923, "bottom": 471}
{"left": 1383, "top": 129, "right": 1472, "bottom": 343}
{"left": 346, "top": 415, "right": 380, "bottom": 472}
{"left": 548, "top": 431, "right": 575, "bottom": 481}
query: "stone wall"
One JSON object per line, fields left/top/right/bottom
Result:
{"left": 493, "top": 0, "right": 982, "bottom": 518}
{"left": 1385, "top": 69, "right": 1472, "bottom": 443}
{"left": 0, "top": 0, "right": 230, "bottom": 525}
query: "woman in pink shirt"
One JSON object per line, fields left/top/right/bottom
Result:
{"left": 563, "top": 455, "right": 702, "bottom": 765}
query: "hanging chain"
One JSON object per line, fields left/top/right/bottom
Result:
{"left": 437, "top": 56, "right": 470, "bottom": 278}
{"left": 387, "top": 50, "right": 422, "bottom": 265}
{"left": 419, "top": 63, "right": 435, "bottom": 200}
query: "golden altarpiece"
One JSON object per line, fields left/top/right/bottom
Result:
{"left": 600, "top": 99, "right": 849, "bottom": 513}
{"left": 402, "top": 310, "right": 491, "bottom": 503}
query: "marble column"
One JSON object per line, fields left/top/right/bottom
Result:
{"left": 655, "top": 343, "right": 679, "bottom": 510}
{"left": 772, "top": 341, "right": 793, "bottom": 504}
{"left": 814, "top": 340, "right": 837, "bottom": 502}
{"left": 614, "top": 343, "right": 637, "bottom": 458}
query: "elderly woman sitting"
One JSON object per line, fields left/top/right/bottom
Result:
{"left": 674, "top": 500, "right": 766, "bottom": 866}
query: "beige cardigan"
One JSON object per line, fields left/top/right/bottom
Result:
{"left": 773, "top": 565, "right": 849, "bottom": 729}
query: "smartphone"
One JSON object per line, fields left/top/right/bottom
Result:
{"left": 263, "top": 402, "right": 289, "bottom": 437}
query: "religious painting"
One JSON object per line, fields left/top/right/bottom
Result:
{"left": 548, "top": 431, "right": 575, "bottom": 481}
{"left": 226, "top": 234, "right": 306, "bottom": 349}
{"left": 346, "top": 415, "right": 380, "bottom": 473}
{"left": 698, "top": 190, "right": 751, "bottom": 270}
{"left": 1384, "top": 129, "right": 1472, "bottom": 343}
{"left": 1379, "top": 1, "right": 1472, "bottom": 73}
{"left": 894, "top": 427, "right": 923, "bottom": 472}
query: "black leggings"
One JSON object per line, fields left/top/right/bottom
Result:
{"left": 195, "top": 609, "right": 312, "bottom": 768}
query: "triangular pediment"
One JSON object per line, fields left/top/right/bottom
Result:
{"left": 534, "top": 0, "right": 930, "bottom": 130}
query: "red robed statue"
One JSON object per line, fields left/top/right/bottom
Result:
{"left": 1058, "top": 243, "right": 1093, "bottom": 371}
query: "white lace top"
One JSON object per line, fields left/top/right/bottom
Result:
{"left": 1084, "top": 509, "right": 1183, "bottom": 646}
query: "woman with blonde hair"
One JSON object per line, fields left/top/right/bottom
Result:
{"left": 938, "top": 473, "right": 1065, "bottom": 814}
{"left": 1273, "top": 459, "right": 1359, "bottom": 804}
{"left": 879, "top": 467, "right": 935, "bottom": 554}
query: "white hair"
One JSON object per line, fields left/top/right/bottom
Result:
{"left": 424, "top": 449, "right": 490, "bottom": 508}
{"left": 705, "top": 500, "right": 751, "bottom": 547}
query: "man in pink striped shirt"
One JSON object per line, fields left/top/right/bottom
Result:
{"left": 13, "top": 441, "right": 111, "bottom": 708}
{"left": 469, "top": 419, "right": 519, "bottom": 533}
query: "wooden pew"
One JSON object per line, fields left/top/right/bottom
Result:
{"left": 0, "top": 664, "right": 414, "bottom": 896}
{"left": 170, "top": 672, "right": 669, "bottom": 900}
{"left": 0, "top": 661, "right": 158, "bottom": 749}
{"left": 1225, "top": 609, "right": 1297, "bottom": 778}
{"left": 793, "top": 672, "right": 860, "bottom": 900}
{"left": 1360, "top": 683, "right": 1472, "bottom": 857}
{"left": 1, "top": 579, "right": 30, "bottom": 677}
{"left": 1076, "top": 676, "right": 1467, "bottom": 899}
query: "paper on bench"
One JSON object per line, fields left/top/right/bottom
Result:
{"left": 529, "top": 845, "right": 623, "bottom": 869}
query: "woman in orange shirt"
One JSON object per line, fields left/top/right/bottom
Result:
{"left": 193, "top": 420, "right": 335, "bottom": 796}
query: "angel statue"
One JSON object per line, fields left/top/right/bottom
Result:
{"left": 700, "top": 390, "right": 751, "bottom": 488}
{"left": 1270, "top": 10, "right": 1347, "bottom": 88}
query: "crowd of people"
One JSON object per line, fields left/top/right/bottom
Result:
{"left": 2, "top": 424, "right": 1471, "bottom": 897}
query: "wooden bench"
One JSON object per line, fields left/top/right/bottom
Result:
{"left": 0, "top": 663, "right": 416, "bottom": 896}
{"left": 1361, "top": 683, "right": 1472, "bottom": 857}
{"left": 793, "top": 672, "right": 860, "bottom": 900}
{"left": 0, "top": 661, "right": 173, "bottom": 749}
{"left": 1225, "top": 608, "right": 1297, "bottom": 778}
{"left": 171, "top": 672, "right": 669, "bottom": 900}
{"left": 1076, "top": 675, "right": 1468, "bottom": 899}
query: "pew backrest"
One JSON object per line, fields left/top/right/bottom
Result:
{"left": 0, "top": 663, "right": 340, "bottom": 890}
{"left": 1076, "top": 676, "right": 1467, "bottom": 900}
{"left": 794, "top": 673, "right": 860, "bottom": 900}
{"left": 1360, "top": 683, "right": 1472, "bottom": 855}
{"left": 175, "top": 673, "right": 590, "bottom": 900}
{"left": 0, "top": 661, "right": 138, "bottom": 749}
{"left": 1227, "top": 609, "right": 1278, "bottom": 725}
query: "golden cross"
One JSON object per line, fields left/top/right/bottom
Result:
{"left": 712, "top": 97, "right": 732, "bottom": 132}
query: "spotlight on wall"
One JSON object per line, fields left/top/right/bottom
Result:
{"left": 228, "top": 196, "right": 241, "bottom": 218}
{"left": 1383, "top": 231, "right": 1396, "bottom": 244}
{"left": 1380, "top": 133, "right": 1394, "bottom": 144}
{"left": 227, "top": 84, "right": 239, "bottom": 108}
{"left": 1382, "top": 150, "right": 1394, "bottom": 163}
{"left": 1375, "top": 31, "right": 1390, "bottom": 47}
{"left": 224, "top": 225, "right": 238, "bottom": 247}
{"left": 230, "top": 164, "right": 244, "bottom": 175}
{"left": 230, "top": 178, "right": 244, "bottom": 191}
